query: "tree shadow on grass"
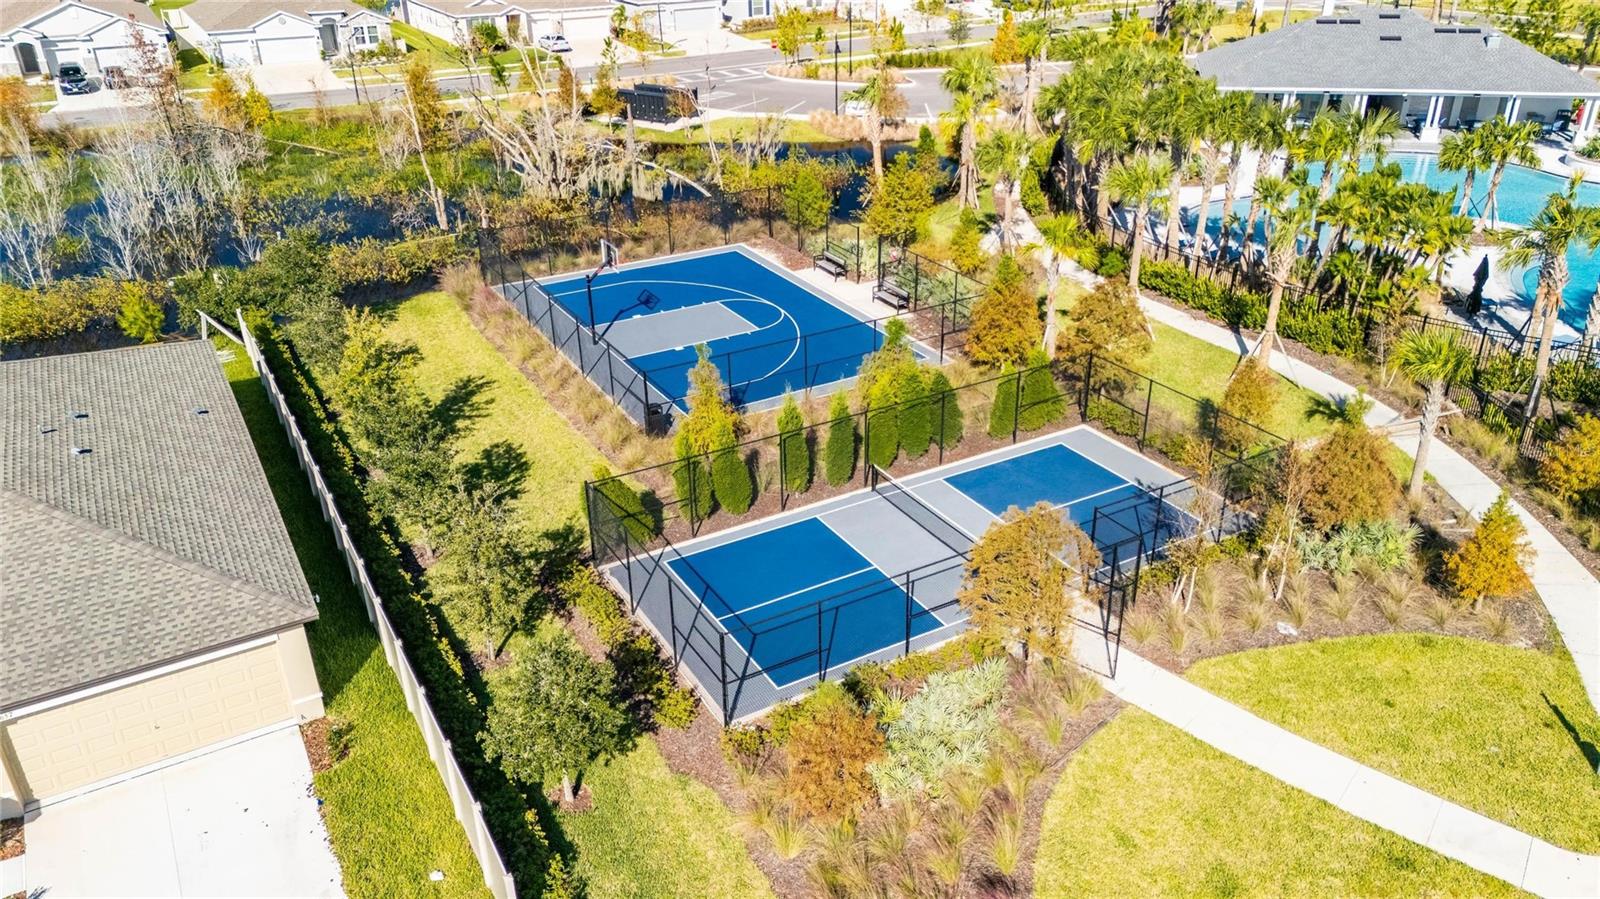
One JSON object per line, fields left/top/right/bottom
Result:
{"left": 461, "top": 439, "right": 532, "bottom": 503}
{"left": 431, "top": 374, "right": 493, "bottom": 441}
{"left": 1545, "top": 693, "right": 1600, "bottom": 775}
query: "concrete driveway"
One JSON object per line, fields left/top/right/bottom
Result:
{"left": 24, "top": 725, "right": 343, "bottom": 897}
{"left": 241, "top": 60, "right": 342, "bottom": 96}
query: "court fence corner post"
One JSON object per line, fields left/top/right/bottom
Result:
{"left": 1080, "top": 353, "right": 1095, "bottom": 419}
{"left": 719, "top": 630, "right": 729, "bottom": 726}
{"left": 903, "top": 572, "right": 913, "bottom": 656}
{"left": 1139, "top": 376, "right": 1155, "bottom": 451}
{"left": 1011, "top": 367, "right": 1022, "bottom": 444}
{"left": 860, "top": 409, "right": 871, "bottom": 486}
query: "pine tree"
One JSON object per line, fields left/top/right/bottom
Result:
{"left": 823, "top": 392, "right": 858, "bottom": 486}
{"left": 1217, "top": 356, "right": 1278, "bottom": 452}
{"left": 710, "top": 420, "right": 753, "bottom": 514}
{"left": 778, "top": 393, "right": 812, "bottom": 494}
{"left": 899, "top": 369, "right": 933, "bottom": 458}
{"left": 989, "top": 365, "right": 1020, "bottom": 438}
{"left": 1017, "top": 350, "right": 1063, "bottom": 431}
{"left": 966, "top": 255, "right": 1041, "bottom": 370}
{"left": 1445, "top": 491, "right": 1533, "bottom": 611}
{"left": 673, "top": 431, "right": 715, "bottom": 524}
{"left": 866, "top": 384, "right": 901, "bottom": 469}
{"left": 928, "top": 368, "right": 964, "bottom": 449}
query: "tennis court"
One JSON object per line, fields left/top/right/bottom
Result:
{"left": 528, "top": 245, "right": 922, "bottom": 411}
{"left": 608, "top": 425, "right": 1202, "bottom": 721}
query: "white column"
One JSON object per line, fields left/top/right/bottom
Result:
{"left": 1420, "top": 95, "right": 1443, "bottom": 141}
{"left": 1578, "top": 99, "right": 1598, "bottom": 140}
{"left": 1320, "top": 0, "right": 1336, "bottom": 13}
{"left": 1506, "top": 95, "right": 1521, "bottom": 122}
{"left": 1281, "top": 91, "right": 1295, "bottom": 111}
{"left": 1254, "top": 0, "right": 1268, "bottom": 18}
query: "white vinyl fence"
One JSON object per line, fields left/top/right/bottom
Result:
{"left": 206, "top": 312, "right": 518, "bottom": 899}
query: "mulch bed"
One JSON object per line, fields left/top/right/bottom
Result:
{"left": 0, "top": 817, "right": 22, "bottom": 861}
{"left": 300, "top": 718, "right": 335, "bottom": 776}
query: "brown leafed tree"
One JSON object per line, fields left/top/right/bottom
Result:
{"left": 959, "top": 501, "right": 1100, "bottom": 665}
{"left": 965, "top": 254, "right": 1040, "bottom": 370}
{"left": 784, "top": 703, "right": 884, "bottom": 822}
{"left": 1053, "top": 276, "right": 1150, "bottom": 373}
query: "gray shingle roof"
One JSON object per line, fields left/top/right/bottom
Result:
{"left": 1192, "top": 5, "right": 1600, "bottom": 98}
{"left": 0, "top": 341, "right": 317, "bottom": 711}
{"left": 0, "top": 0, "right": 163, "bottom": 35}
{"left": 182, "top": 0, "right": 366, "bottom": 33}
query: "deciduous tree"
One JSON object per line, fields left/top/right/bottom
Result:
{"left": 1444, "top": 492, "right": 1533, "bottom": 610}
{"left": 966, "top": 255, "right": 1040, "bottom": 369}
{"left": 959, "top": 502, "right": 1100, "bottom": 664}
{"left": 785, "top": 703, "right": 884, "bottom": 822}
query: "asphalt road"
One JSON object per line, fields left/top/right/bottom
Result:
{"left": 43, "top": 9, "right": 1143, "bottom": 129}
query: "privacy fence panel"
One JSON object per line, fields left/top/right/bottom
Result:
{"left": 217, "top": 311, "right": 519, "bottom": 899}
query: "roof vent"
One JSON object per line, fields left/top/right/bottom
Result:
{"left": 1461, "top": 26, "right": 1482, "bottom": 34}
{"left": 1315, "top": 16, "right": 1338, "bottom": 23}
{"left": 192, "top": 407, "right": 210, "bottom": 416}
{"left": 1379, "top": 34, "right": 1401, "bottom": 41}
{"left": 1434, "top": 26, "right": 1457, "bottom": 33}
{"left": 1378, "top": 11, "right": 1400, "bottom": 17}
{"left": 1338, "top": 17, "right": 1360, "bottom": 23}
{"left": 1485, "top": 32, "right": 1502, "bottom": 48}
{"left": 39, "top": 425, "right": 57, "bottom": 435}
{"left": 70, "top": 446, "right": 92, "bottom": 456}
{"left": 69, "top": 410, "right": 88, "bottom": 420}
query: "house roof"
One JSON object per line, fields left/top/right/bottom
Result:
{"left": 182, "top": 0, "right": 367, "bottom": 32}
{"left": 0, "top": 0, "right": 162, "bottom": 35}
{"left": 0, "top": 341, "right": 317, "bottom": 712}
{"left": 408, "top": 0, "right": 612, "bottom": 18}
{"left": 1191, "top": 5, "right": 1600, "bottom": 98}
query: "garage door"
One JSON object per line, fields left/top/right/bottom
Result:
{"left": 93, "top": 44, "right": 137, "bottom": 70}
{"left": 217, "top": 39, "right": 255, "bottom": 67}
{"left": 4, "top": 644, "right": 292, "bottom": 803}
{"left": 255, "top": 35, "right": 320, "bottom": 65}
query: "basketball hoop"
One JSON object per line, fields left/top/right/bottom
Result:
{"left": 585, "top": 239, "right": 622, "bottom": 343}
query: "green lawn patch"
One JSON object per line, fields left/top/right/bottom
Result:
{"left": 923, "top": 194, "right": 996, "bottom": 246}
{"left": 557, "top": 741, "right": 775, "bottom": 899}
{"left": 151, "top": 0, "right": 195, "bottom": 12}
{"left": 391, "top": 21, "right": 545, "bottom": 71}
{"left": 628, "top": 117, "right": 841, "bottom": 145}
{"left": 175, "top": 47, "right": 219, "bottom": 90}
{"left": 1187, "top": 634, "right": 1600, "bottom": 853}
{"left": 379, "top": 291, "right": 605, "bottom": 536}
{"left": 376, "top": 291, "right": 767, "bottom": 897}
{"left": 1139, "top": 321, "right": 1327, "bottom": 442}
{"left": 219, "top": 341, "right": 489, "bottom": 899}
{"left": 1035, "top": 709, "right": 1523, "bottom": 897}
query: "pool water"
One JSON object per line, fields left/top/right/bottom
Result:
{"left": 1191, "top": 152, "right": 1598, "bottom": 330}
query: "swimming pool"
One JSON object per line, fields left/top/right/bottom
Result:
{"left": 1190, "top": 152, "right": 1598, "bottom": 330}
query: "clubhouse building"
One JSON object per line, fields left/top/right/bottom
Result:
{"left": 1193, "top": 5, "right": 1600, "bottom": 142}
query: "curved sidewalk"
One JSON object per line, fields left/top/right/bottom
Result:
{"left": 1132, "top": 294, "right": 1600, "bottom": 714}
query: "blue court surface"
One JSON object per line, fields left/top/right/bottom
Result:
{"left": 644, "top": 427, "right": 1200, "bottom": 699}
{"left": 538, "top": 245, "right": 910, "bottom": 410}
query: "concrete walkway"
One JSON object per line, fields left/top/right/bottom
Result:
{"left": 1047, "top": 265, "right": 1600, "bottom": 895}
{"left": 1128, "top": 294, "right": 1600, "bottom": 714}
{"left": 1072, "top": 642, "right": 1600, "bottom": 898}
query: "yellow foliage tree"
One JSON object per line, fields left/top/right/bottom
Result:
{"left": 958, "top": 501, "right": 1099, "bottom": 665}
{"left": 784, "top": 702, "right": 884, "bottom": 822}
{"left": 1444, "top": 491, "right": 1533, "bottom": 611}
{"left": 964, "top": 254, "right": 1040, "bottom": 370}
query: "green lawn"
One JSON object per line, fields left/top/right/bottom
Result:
{"left": 219, "top": 342, "right": 489, "bottom": 899}
{"left": 379, "top": 291, "right": 605, "bottom": 536}
{"left": 391, "top": 21, "right": 545, "bottom": 71}
{"left": 1035, "top": 710, "right": 1524, "bottom": 897}
{"left": 174, "top": 47, "right": 219, "bottom": 90}
{"left": 1187, "top": 634, "right": 1600, "bottom": 853}
{"left": 628, "top": 117, "right": 842, "bottom": 145}
{"left": 924, "top": 193, "right": 996, "bottom": 246}
{"left": 558, "top": 741, "right": 775, "bottom": 899}
{"left": 150, "top": 0, "right": 195, "bottom": 12}
{"left": 378, "top": 291, "right": 769, "bottom": 898}
{"left": 1140, "top": 320, "right": 1328, "bottom": 442}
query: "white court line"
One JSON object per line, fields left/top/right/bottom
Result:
{"left": 717, "top": 564, "right": 880, "bottom": 622}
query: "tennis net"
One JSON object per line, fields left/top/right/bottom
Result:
{"left": 869, "top": 465, "right": 975, "bottom": 559}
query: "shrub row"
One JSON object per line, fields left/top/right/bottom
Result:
{"left": 1134, "top": 258, "right": 1366, "bottom": 358}
{"left": 248, "top": 320, "right": 561, "bottom": 894}
{"left": 562, "top": 565, "right": 698, "bottom": 728}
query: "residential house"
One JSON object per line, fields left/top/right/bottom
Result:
{"left": 1192, "top": 5, "right": 1600, "bottom": 141}
{"left": 0, "top": 341, "right": 324, "bottom": 816}
{"left": 168, "top": 0, "right": 393, "bottom": 66}
{"left": 399, "top": 0, "right": 618, "bottom": 44}
{"left": 0, "top": 0, "right": 167, "bottom": 80}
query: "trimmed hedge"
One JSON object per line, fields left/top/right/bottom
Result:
{"left": 247, "top": 319, "right": 559, "bottom": 894}
{"left": 1132, "top": 258, "right": 1366, "bottom": 358}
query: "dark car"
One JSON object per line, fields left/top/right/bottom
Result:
{"left": 57, "top": 63, "right": 94, "bottom": 95}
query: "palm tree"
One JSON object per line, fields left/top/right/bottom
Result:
{"left": 1586, "top": 289, "right": 1600, "bottom": 346}
{"left": 1245, "top": 173, "right": 1291, "bottom": 270}
{"left": 847, "top": 59, "right": 906, "bottom": 183}
{"left": 1214, "top": 92, "right": 1260, "bottom": 261}
{"left": 1146, "top": 74, "right": 1216, "bottom": 253}
{"left": 1437, "top": 129, "right": 1488, "bottom": 218}
{"left": 1392, "top": 331, "right": 1474, "bottom": 501}
{"left": 1016, "top": 18, "right": 1050, "bottom": 136}
{"left": 940, "top": 54, "right": 999, "bottom": 209}
{"left": 1033, "top": 212, "right": 1082, "bottom": 351}
{"left": 1106, "top": 152, "right": 1174, "bottom": 292}
{"left": 1476, "top": 116, "right": 1542, "bottom": 228}
{"left": 1344, "top": 107, "right": 1401, "bottom": 168}
{"left": 1497, "top": 178, "right": 1600, "bottom": 419}
{"left": 1256, "top": 192, "right": 1315, "bottom": 365}
{"left": 977, "top": 129, "right": 1037, "bottom": 250}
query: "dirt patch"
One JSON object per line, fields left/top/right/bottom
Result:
{"left": 0, "top": 817, "right": 23, "bottom": 861}
{"left": 546, "top": 782, "right": 594, "bottom": 813}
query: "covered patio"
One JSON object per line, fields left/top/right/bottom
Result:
{"left": 1193, "top": 5, "right": 1600, "bottom": 143}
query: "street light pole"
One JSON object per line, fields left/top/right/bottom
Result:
{"left": 833, "top": 38, "right": 840, "bottom": 114}
{"left": 847, "top": 8, "right": 854, "bottom": 76}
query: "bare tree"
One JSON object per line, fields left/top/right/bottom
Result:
{"left": 0, "top": 121, "right": 75, "bottom": 286}
{"left": 392, "top": 58, "right": 450, "bottom": 229}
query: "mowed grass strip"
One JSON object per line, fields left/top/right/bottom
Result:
{"left": 220, "top": 342, "right": 488, "bottom": 898}
{"left": 1035, "top": 710, "right": 1525, "bottom": 898}
{"left": 1187, "top": 634, "right": 1600, "bottom": 853}
{"left": 379, "top": 291, "right": 606, "bottom": 535}
{"left": 377, "top": 293, "right": 770, "bottom": 898}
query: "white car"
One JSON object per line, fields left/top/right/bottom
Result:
{"left": 537, "top": 34, "right": 572, "bottom": 52}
